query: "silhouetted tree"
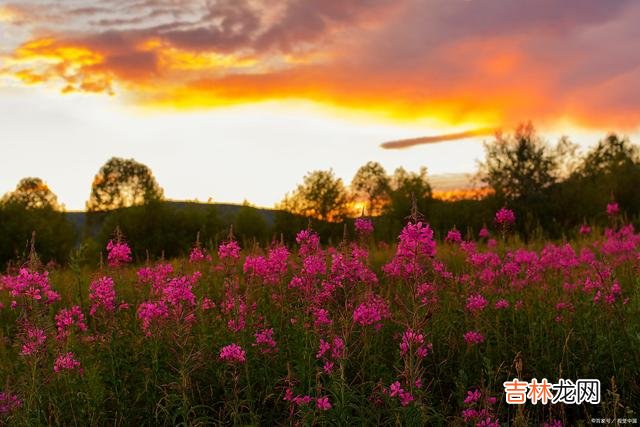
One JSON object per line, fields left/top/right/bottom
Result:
{"left": 350, "top": 161, "right": 391, "bottom": 215}
{"left": 479, "top": 123, "right": 570, "bottom": 201}
{"left": 278, "top": 169, "right": 349, "bottom": 222}
{"left": 385, "top": 166, "right": 432, "bottom": 219}
{"left": 1, "top": 177, "right": 63, "bottom": 210}
{"left": 87, "top": 157, "right": 164, "bottom": 211}
{"left": 235, "top": 201, "right": 270, "bottom": 244}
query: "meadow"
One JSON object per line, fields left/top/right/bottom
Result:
{"left": 0, "top": 209, "right": 639, "bottom": 426}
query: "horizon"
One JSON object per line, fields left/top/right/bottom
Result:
{"left": 2, "top": 0, "right": 640, "bottom": 210}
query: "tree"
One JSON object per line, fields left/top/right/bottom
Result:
{"left": 87, "top": 157, "right": 164, "bottom": 211}
{"left": 478, "top": 122, "right": 566, "bottom": 201}
{"left": 1, "top": 177, "right": 63, "bottom": 210}
{"left": 278, "top": 169, "right": 349, "bottom": 222}
{"left": 350, "top": 161, "right": 391, "bottom": 216}
{"left": 385, "top": 166, "right": 432, "bottom": 219}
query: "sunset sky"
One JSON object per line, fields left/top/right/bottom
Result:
{"left": 1, "top": 0, "right": 639, "bottom": 210}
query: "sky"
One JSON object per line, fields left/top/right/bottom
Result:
{"left": 1, "top": 0, "right": 639, "bottom": 210}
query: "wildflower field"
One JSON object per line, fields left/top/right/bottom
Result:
{"left": 1, "top": 211, "right": 639, "bottom": 426}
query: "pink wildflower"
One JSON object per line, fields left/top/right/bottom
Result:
{"left": 464, "top": 330, "right": 485, "bottom": 345}
{"left": 445, "top": 228, "right": 462, "bottom": 244}
{"left": 0, "top": 392, "right": 21, "bottom": 415}
{"left": 53, "top": 352, "right": 82, "bottom": 374}
{"left": 218, "top": 240, "right": 240, "bottom": 260}
{"left": 495, "top": 208, "right": 516, "bottom": 227}
{"left": 316, "top": 396, "right": 332, "bottom": 411}
{"left": 55, "top": 306, "right": 87, "bottom": 340}
{"left": 219, "top": 343, "right": 246, "bottom": 364}
{"left": 466, "top": 294, "right": 488, "bottom": 314}
{"left": 89, "top": 276, "right": 116, "bottom": 316}
{"left": 355, "top": 218, "right": 374, "bottom": 236}
{"left": 106, "top": 240, "right": 132, "bottom": 267}
{"left": 607, "top": 202, "right": 620, "bottom": 216}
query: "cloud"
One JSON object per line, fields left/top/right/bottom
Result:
{"left": 2, "top": 0, "right": 640, "bottom": 131}
{"left": 380, "top": 128, "right": 496, "bottom": 149}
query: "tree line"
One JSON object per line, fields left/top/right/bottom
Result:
{"left": 1, "top": 123, "right": 639, "bottom": 267}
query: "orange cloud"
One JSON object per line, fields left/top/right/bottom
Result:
{"left": 2, "top": 0, "right": 640, "bottom": 132}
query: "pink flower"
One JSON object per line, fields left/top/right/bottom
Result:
{"left": 1, "top": 268, "right": 60, "bottom": 304}
{"left": 219, "top": 343, "right": 246, "bottom": 364}
{"left": 189, "top": 246, "right": 211, "bottom": 263}
{"left": 89, "top": 276, "right": 116, "bottom": 316}
{"left": 106, "top": 240, "right": 132, "bottom": 267}
{"left": 387, "top": 381, "right": 414, "bottom": 406}
{"left": 383, "top": 221, "right": 436, "bottom": 278}
{"left": 352, "top": 295, "right": 390, "bottom": 329}
{"left": 55, "top": 306, "right": 87, "bottom": 340}
{"left": 466, "top": 294, "right": 488, "bottom": 314}
{"left": 479, "top": 227, "right": 490, "bottom": 239}
{"left": 20, "top": 324, "right": 47, "bottom": 356}
{"left": 253, "top": 328, "right": 278, "bottom": 354}
{"left": 355, "top": 218, "right": 374, "bottom": 236}
{"left": 464, "top": 389, "right": 481, "bottom": 404}
{"left": 494, "top": 299, "right": 510, "bottom": 309}
{"left": 316, "top": 396, "right": 332, "bottom": 411}
{"left": 606, "top": 202, "right": 620, "bottom": 216}
{"left": 54, "top": 352, "right": 82, "bottom": 374}
{"left": 218, "top": 240, "right": 241, "bottom": 260}
{"left": 296, "top": 230, "right": 320, "bottom": 257}
{"left": 0, "top": 392, "right": 21, "bottom": 415}
{"left": 579, "top": 224, "right": 591, "bottom": 235}
{"left": 445, "top": 228, "right": 462, "bottom": 244}
{"left": 495, "top": 208, "right": 516, "bottom": 227}
{"left": 464, "top": 330, "right": 485, "bottom": 345}
{"left": 399, "top": 329, "right": 432, "bottom": 358}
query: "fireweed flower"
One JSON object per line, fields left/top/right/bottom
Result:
{"left": 20, "top": 324, "right": 47, "bottom": 356}
{"left": 383, "top": 222, "right": 436, "bottom": 278}
{"left": 479, "top": 227, "right": 490, "bottom": 239}
{"left": 354, "top": 218, "right": 374, "bottom": 236}
{"left": 218, "top": 240, "right": 241, "bottom": 260}
{"left": 53, "top": 352, "right": 82, "bottom": 374}
{"left": 494, "top": 299, "right": 510, "bottom": 309}
{"left": 387, "top": 381, "right": 415, "bottom": 406}
{"left": 89, "top": 276, "right": 116, "bottom": 316}
{"left": 189, "top": 246, "right": 211, "bottom": 263}
{"left": 296, "top": 229, "right": 320, "bottom": 257}
{"left": 1, "top": 268, "right": 60, "bottom": 305}
{"left": 55, "top": 306, "right": 87, "bottom": 340}
{"left": 495, "top": 208, "right": 516, "bottom": 227}
{"left": 352, "top": 295, "right": 390, "bottom": 330}
{"left": 607, "top": 202, "right": 620, "bottom": 216}
{"left": 219, "top": 343, "right": 246, "bottom": 364}
{"left": 316, "top": 396, "right": 332, "bottom": 411}
{"left": 106, "top": 240, "right": 132, "bottom": 267}
{"left": 464, "top": 331, "right": 485, "bottom": 345}
{"left": 466, "top": 294, "right": 488, "bottom": 314}
{"left": 464, "top": 389, "right": 481, "bottom": 404}
{"left": 445, "top": 228, "right": 463, "bottom": 244}
{"left": 253, "top": 328, "right": 278, "bottom": 354}
{"left": 399, "top": 329, "right": 432, "bottom": 358}
{"left": 580, "top": 224, "right": 592, "bottom": 235}
{"left": 0, "top": 392, "right": 21, "bottom": 415}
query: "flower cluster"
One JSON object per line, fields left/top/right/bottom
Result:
{"left": 0, "top": 392, "right": 21, "bottom": 415}
{"left": 495, "top": 208, "right": 516, "bottom": 227}
{"left": 354, "top": 217, "right": 374, "bottom": 236}
{"left": 53, "top": 352, "right": 82, "bottom": 374}
{"left": 387, "top": 381, "right": 414, "bottom": 406}
{"left": 1, "top": 268, "right": 60, "bottom": 305}
{"left": 89, "top": 276, "right": 116, "bottom": 316}
{"left": 253, "top": 328, "right": 278, "bottom": 354}
{"left": 55, "top": 306, "right": 87, "bottom": 340}
{"left": 316, "top": 336, "right": 345, "bottom": 374}
{"left": 218, "top": 240, "right": 241, "bottom": 260}
{"left": 106, "top": 240, "right": 132, "bottom": 267}
{"left": 219, "top": 343, "right": 246, "bottom": 364}
{"left": 399, "top": 329, "right": 432, "bottom": 359}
